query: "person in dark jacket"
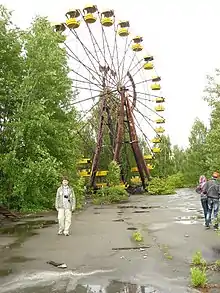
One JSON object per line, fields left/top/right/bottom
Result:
{"left": 203, "top": 172, "right": 220, "bottom": 230}
{"left": 196, "top": 175, "right": 207, "bottom": 223}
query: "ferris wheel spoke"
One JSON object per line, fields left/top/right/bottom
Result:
{"left": 132, "top": 105, "right": 158, "bottom": 136}
{"left": 71, "top": 85, "right": 102, "bottom": 92}
{"left": 97, "top": 14, "right": 119, "bottom": 86}
{"left": 134, "top": 98, "right": 164, "bottom": 119}
{"left": 126, "top": 78, "right": 152, "bottom": 87}
{"left": 65, "top": 44, "right": 103, "bottom": 85}
{"left": 70, "top": 67, "right": 103, "bottom": 90}
{"left": 70, "top": 91, "right": 116, "bottom": 105}
{"left": 124, "top": 65, "right": 143, "bottom": 87}
{"left": 109, "top": 23, "right": 119, "bottom": 83}
{"left": 113, "top": 22, "right": 121, "bottom": 82}
{"left": 70, "top": 78, "right": 101, "bottom": 88}
{"left": 135, "top": 92, "right": 162, "bottom": 98}
{"left": 69, "top": 29, "right": 104, "bottom": 86}
{"left": 132, "top": 112, "right": 153, "bottom": 152}
{"left": 118, "top": 38, "right": 132, "bottom": 82}
{"left": 121, "top": 52, "right": 136, "bottom": 84}
{"left": 80, "top": 12, "right": 118, "bottom": 88}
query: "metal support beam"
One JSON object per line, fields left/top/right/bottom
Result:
{"left": 125, "top": 94, "right": 150, "bottom": 188}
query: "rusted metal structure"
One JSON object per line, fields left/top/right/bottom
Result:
{"left": 53, "top": 4, "right": 166, "bottom": 188}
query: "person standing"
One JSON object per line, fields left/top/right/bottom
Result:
{"left": 203, "top": 172, "right": 220, "bottom": 230}
{"left": 55, "top": 176, "right": 76, "bottom": 236}
{"left": 196, "top": 175, "right": 207, "bottom": 223}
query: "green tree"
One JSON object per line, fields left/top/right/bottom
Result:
{"left": 151, "top": 135, "right": 174, "bottom": 177}
{"left": 183, "top": 118, "right": 208, "bottom": 184}
{"left": 203, "top": 70, "right": 220, "bottom": 173}
{"left": 0, "top": 11, "right": 82, "bottom": 211}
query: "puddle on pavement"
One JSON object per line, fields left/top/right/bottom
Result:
{"left": 133, "top": 210, "right": 149, "bottom": 214}
{"left": 5, "top": 255, "right": 35, "bottom": 263}
{"left": 0, "top": 220, "right": 56, "bottom": 235}
{"left": 175, "top": 216, "right": 199, "bottom": 225}
{"left": 0, "top": 279, "right": 162, "bottom": 293}
{"left": 148, "top": 222, "right": 171, "bottom": 231}
{"left": 0, "top": 220, "right": 56, "bottom": 249}
{"left": 0, "top": 268, "right": 13, "bottom": 277}
{"left": 118, "top": 205, "right": 161, "bottom": 209}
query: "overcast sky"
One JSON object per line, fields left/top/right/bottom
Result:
{"left": 2, "top": 0, "right": 220, "bottom": 148}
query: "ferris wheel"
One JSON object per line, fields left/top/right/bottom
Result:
{"left": 53, "top": 5, "right": 166, "bottom": 189}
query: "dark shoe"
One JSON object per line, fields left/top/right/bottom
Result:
{"left": 205, "top": 225, "right": 210, "bottom": 229}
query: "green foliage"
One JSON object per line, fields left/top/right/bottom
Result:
{"left": 106, "top": 160, "right": 121, "bottom": 186}
{"left": 92, "top": 186, "right": 128, "bottom": 205}
{"left": 0, "top": 8, "right": 82, "bottom": 211}
{"left": 166, "top": 172, "right": 185, "bottom": 188}
{"left": 132, "top": 230, "right": 143, "bottom": 242}
{"left": 215, "top": 260, "right": 220, "bottom": 269}
{"left": 151, "top": 135, "right": 174, "bottom": 178}
{"left": 148, "top": 177, "right": 175, "bottom": 195}
{"left": 73, "top": 177, "right": 86, "bottom": 210}
{"left": 148, "top": 172, "right": 185, "bottom": 195}
{"left": 190, "top": 267, "right": 207, "bottom": 288}
{"left": 192, "top": 251, "right": 206, "bottom": 266}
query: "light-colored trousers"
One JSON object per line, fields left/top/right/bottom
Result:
{"left": 58, "top": 208, "right": 72, "bottom": 234}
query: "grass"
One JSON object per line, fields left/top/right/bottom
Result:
{"left": 192, "top": 251, "right": 206, "bottom": 266}
{"left": 215, "top": 259, "right": 220, "bottom": 270}
{"left": 190, "top": 267, "right": 207, "bottom": 288}
{"left": 132, "top": 230, "right": 143, "bottom": 242}
{"left": 160, "top": 244, "right": 173, "bottom": 260}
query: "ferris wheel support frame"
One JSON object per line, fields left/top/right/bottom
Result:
{"left": 125, "top": 96, "right": 150, "bottom": 188}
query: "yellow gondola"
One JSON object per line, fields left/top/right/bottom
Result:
{"left": 152, "top": 147, "right": 161, "bottom": 153}
{"left": 151, "top": 83, "right": 161, "bottom": 90}
{"left": 101, "top": 10, "right": 114, "bottom": 26}
{"left": 53, "top": 22, "right": 66, "bottom": 32}
{"left": 144, "top": 55, "right": 154, "bottom": 62}
{"left": 155, "top": 126, "right": 165, "bottom": 134}
{"left": 152, "top": 76, "right": 161, "bottom": 82}
{"left": 147, "top": 164, "right": 154, "bottom": 170}
{"left": 83, "top": 4, "right": 97, "bottom": 23}
{"left": 155, "top": 97, "right": 165, "bottom": 103}
{"left": 151, "top": 137, "right": 161, "bottom": 143}
{"left": 155, "top": 104, "right": 165, "bottom": 111}
{"left": 79, "top": 170, "right": 91, "bottom": 177}
{"left": 66, "top": 9, "right": 81, "bottom": 29}
{"left": 131, "top": 36, "right": 143, "bottom": 52}
{"left": 155, "top": 118, "right": 165, "bottom": 124}
{"left": 144, "top": 62, "right": 154, "bottom": 70}
{"left": 118, "top": 21, "right": 130, "bottom": 36}
{"left": 131, "top": 176, "right": 142, "bottom": 184}
{"left": 131, "top": 167, "right": 138, "bottom": 172}
{"left": 144, "top": 154, "right": 153, "bottom": 160}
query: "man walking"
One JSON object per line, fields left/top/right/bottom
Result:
{"left": 203, "top": 172, "right": 220, "bottom": 230}
{"left": 55, "top": 176, "right": 76, "bottom": 236}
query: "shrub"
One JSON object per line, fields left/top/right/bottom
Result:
{"left": 166, "top": 172, "right": 185, "bottom": 188}
{"left": 215, "top": 259, "right": 220, "bottom": 269}
{"left": 190, "top": 267, "right": 207, "bottom": 288}
{"left": 192, "top": 251, "right": 206, "bottom": 266}
{"left": 106, "top": 160, "right": 121, "bottom": 186}
{"left": 73, "top": 177, "right": 85, "bottom": 210}
{"left": 92, "top": 186, "right": 128, "bottom": 205}
{"left": 148, "top": 177, "right": 175, "bottom": 195}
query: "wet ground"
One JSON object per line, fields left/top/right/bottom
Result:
{"left": 0, "top": 189, "right": 220, "bottom": 293}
